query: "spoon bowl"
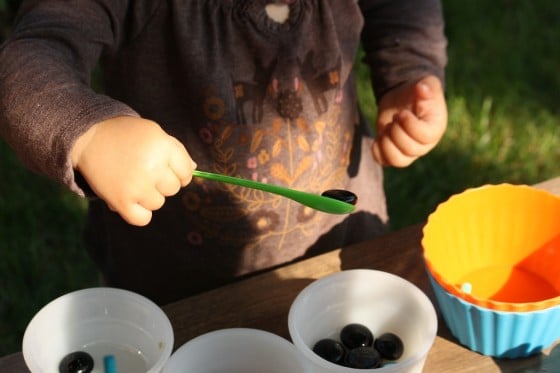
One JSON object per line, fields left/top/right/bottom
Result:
{"left": 321, "top": 189, "right": 358, "bottom": 205}
{"left": 192, "top": 170, "right": 356, "bottom": 215}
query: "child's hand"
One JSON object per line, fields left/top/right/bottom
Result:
{"left": 71, "top": 116, "right": 197, "bottom": 226}
{"left": 372, "top": 75, "right": 447, "bottom": 167}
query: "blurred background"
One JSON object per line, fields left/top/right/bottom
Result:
{"left": 1, "top": 0, "right": 559, "bottom": 356}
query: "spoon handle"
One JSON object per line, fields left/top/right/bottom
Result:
{"left": 191, "top": 170, "right": 354, "bottom": 214}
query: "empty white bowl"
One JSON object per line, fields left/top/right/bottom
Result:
{"left": 163, "top": 328, "right": 312, "bottom": 372}
{"left": 22, "top": 287, "right": 173, "bottom": 373}
{"left": 288, "top": 269, "right": 437, "bottom": 373}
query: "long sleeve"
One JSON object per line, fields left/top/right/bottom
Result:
{"left": 0, "top": 1, "right": 394, "bottom": 303}
{"left": 359, "top": 0, "right": 447, "bottom": 101}
{"left": 0, "top": 0, "right": 157, "bottom": 195}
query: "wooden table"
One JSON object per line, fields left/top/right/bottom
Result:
{"left": 3, "top": 178, "right": 560, "bottom": 373}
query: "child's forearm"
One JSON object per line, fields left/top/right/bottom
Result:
{"left": 359, "top": 0, "right": 447, "bottom": 101}
{"left": 0, "top": 1, "right": 137, "bottom": 195}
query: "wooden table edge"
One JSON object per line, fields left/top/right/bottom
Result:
{"left": 2, "top": 177, "right": 560, "bottom": 372}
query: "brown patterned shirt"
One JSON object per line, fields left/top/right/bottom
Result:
{"left": 0, "top": 0, "right": 446, "bottom": 304}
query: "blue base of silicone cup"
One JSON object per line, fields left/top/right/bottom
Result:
{"left": 427, "top": 270, "right": 560, "bottom": 358}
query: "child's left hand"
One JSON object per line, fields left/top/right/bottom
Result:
{"left": 372, "top": 75, "right": 447, "bottom": 167}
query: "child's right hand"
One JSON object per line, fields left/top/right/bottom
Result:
{"left": 71, "top": 116, "right": 197, "bottom": 226}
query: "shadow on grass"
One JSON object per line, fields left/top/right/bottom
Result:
{"left": 383, "top": 142, "right": 521, "bottom": 232}
{"left": 0, "top": 140, "right": 98, "bottom": 356}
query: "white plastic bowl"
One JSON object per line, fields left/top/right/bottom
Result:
{"left": 288, "top": 269, "right": 437, "bottom": 373}
{"left": 22, "top": 287, "right": 173, "bottom": 373}
{"left": 163, "top": 328, "right": 312, "bottom": 372}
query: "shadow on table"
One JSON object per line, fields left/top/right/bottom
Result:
{"left": 425, "top": 304, "right": 560, "bottom": 372}
{"left": 164, "top": 274, "right": 316, "bottom": 350}
{"left": 491, "top": 343, "right": 560, "bottom": 373}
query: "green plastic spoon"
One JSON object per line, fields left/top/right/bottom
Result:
{"left": 192, "top": 170, "right": 356, "bottom": 215}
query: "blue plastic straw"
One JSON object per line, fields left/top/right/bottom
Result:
{"left": 103, "top": 355, "right": 117, "bottom": 373}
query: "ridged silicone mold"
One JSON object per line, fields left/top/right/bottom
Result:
{"left": 428, "top": 273, "right": 560, "bottom": 358}
{"left": 422, "top": 184, "right": 560, "bottom": 312}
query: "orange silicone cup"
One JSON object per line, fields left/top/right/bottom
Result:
{"left": 422, "top": 184, "right": 560, "bottom": 312}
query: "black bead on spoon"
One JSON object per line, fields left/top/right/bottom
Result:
{"left": 321, "top": 189, "right": 358, "bottom": 205}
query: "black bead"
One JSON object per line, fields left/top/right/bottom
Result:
{"left": 340, "top": 323, "right": 374, "bottom": 349}
{"left": 345, "top": 346, "right": 381, "bottom": 369}
{"left": 321, "top": 189, "right": 358, "bottom": 205}
{"left": 59, "top": 351, "right": 94, "bottom": 373}
{"left": 312, "top": 338, "right": 347, "bottom": 365}
{"left": 374, "top": 332, "right": 404, "bottom": 360}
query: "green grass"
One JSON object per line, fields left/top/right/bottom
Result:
{"left": 0, "top": 145, "right": 98, "bottom": 355}
{"left": 357, "top": 0, "right": 560, "bottom": 229}
{"left": 1, "top": 0, "right": 560, "bottom": 356}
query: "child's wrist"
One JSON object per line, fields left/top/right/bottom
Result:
{"left": 71, "top": 123, "right": 98, "bottom": 168}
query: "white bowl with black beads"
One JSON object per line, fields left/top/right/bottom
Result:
{"left": 288, "top": 269, "right": 437, "bottom": 373}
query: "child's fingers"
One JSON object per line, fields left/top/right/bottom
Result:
{"left": 137, "top": 189, "right": 166, "bottom": 211}
{"left": 156, "top": 168, "right": 182, "bottom": 196}
{"left": 386, "top": 113, "right": 434, "bottom": 157}
{"left": 372, "top": 133, "right": 417, "bottom": 168}
{"left": 373, "top": 111, "right": 437, "bottom": 167}
{"left": 373, "top": 75, "right": 447, "bottom": 168}
{"left": 168, "top": 138, "right": 196, "bottom": 186}
{"left": 414, "top": 76, "right": 439, "bottom": 101}
{"left": 110, "top": 181, "right": 167, "bottom": 226}
{"left": 107, "top": 180, "right": 165, "bottom": 226}
{"left": 411, "top": 76, "right": 447, "bottom": 143}
{"left": 399, "top": 108, "right": 446, "bottom": 146}
{"left": 119, "top": 202, "right": 153, "bottom": 227}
